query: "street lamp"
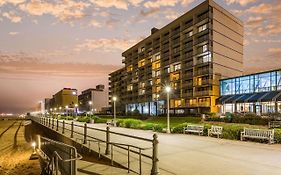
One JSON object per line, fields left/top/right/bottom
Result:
{"left": 165, "top": 86, "right": 171, "bottom": 134}
{"left": 88, "top": 101, "right": 93, "bottom": 115}
{"left": 74, "top": 104, "right": 78, "bottom": 116}
{"left": 112, "top": 96, "right": 117, "bottom": 126}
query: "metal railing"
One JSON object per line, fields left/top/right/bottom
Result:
{"left": 32, "top": 116, "right": 160, "bottom": 175}
{"left": 37, "top": 135, "right": 82, "bottom": 175}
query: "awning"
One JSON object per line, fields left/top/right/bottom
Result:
{"left": 217, "top": 90, "right": 281, "bottom": 104}
{"left": 261, "top": 91, "right": 281, "bottom": 102}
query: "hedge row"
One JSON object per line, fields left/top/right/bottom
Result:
{"left": 117, "top": 119, "right": 164, "bottom": 132}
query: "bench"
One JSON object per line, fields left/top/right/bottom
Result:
{"left": 183, "top": 125, "right": 204, "bottom": 135}
{"left": 208, "top": 125, "right": 223, "bottom": 138}
{"left": 240, "top": 128, "right": 274, "bottom": 144}
{"left": 106, "top": 119, "right": 115, "bottom": 126}
{"left": 268, "top": 121, "right": 281, "bottom": 128}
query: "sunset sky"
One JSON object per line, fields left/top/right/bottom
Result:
{"left": 0, "top": 0, "right": 280, "bottom": 113}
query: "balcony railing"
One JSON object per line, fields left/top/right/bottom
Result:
{"left": 195, "top": 69, "right": 212, "bottom": 76}
{"left": 195, "top": 90, "right": 212, "bottom": 96}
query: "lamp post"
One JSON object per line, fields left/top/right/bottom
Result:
{"left": 65, "top": 105, "right": 69, "bottom": 116}
{"left": 74, "top": 104, "right": 78, "bottom": 116}
{"left": 165, "top": 86, "right": 171, "bottom": 134}
{"left": 88, "top": 101, "right": 93, "bottom": 115}
{"left": 112, "top": 96, "right": 117, "bottom": 126}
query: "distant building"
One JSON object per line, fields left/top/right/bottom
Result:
{"left": 78, "top": 85, "right": 108, "bottom": 114}
{"left": 45, "top": 88, "right": 78, "bottom": 114}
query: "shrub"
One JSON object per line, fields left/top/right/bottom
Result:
{"left": 90, "top": 116, "right": 107, "bottom": 123}
{"left": 58, "top": 116, "right": 75, "bottom": 120}
{"left": 117, "top": 119, "right": 142, "bottom": 129}
{"left": 274, "top": 129, "right": 281, "bottom": 144}
{"left": 172, "top": 123, "right": 188, "bottom": 134}
{"left": 141, "top": 123, "right": 154, "bottom": 130}
{"left": 77, "top": 116, "right": 91, "bottom": 123}
{"left": 153, "top": 124, "right": 163, "bottom": 132}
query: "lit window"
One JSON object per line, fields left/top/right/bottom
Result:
{"left": 164, "top": 67, "right": 170, "bottom": 73}
{"left": 174, "top": 64, "right": 181, "bottom": 71}
{"left": 202, "top": 44, "right": 208, "bottom": 52}
{"left": 198, "top": 24, "right": 207, "bottom": 32}
{"left": 127, "top": 84, "right": 133, "bottom": 91}
{"left": 203, "top": 52, "right": 212, "bottom": 63}
{"left": 138, "top": 59, "right": 145, "bottom": 67}
{"left": 127, "top": 65, "right": 133, "bottom": 72}
{"left": 152, "top": 61, "right": 161, "bottom": 70}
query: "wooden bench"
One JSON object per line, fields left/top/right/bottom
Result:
{"left": 208, "top": 125, "right": 223, "bottom": 138}
{"left": 106, "top": 119, "right": 115, "bottom": 126}
{"left": 183, "top": 125, "right": 204, "bottom": 135}
{"left": 268, "top": 121, "right": 281, "bottom": 128}
{"left": 240, "top": 128, "right": 274, "bottom": 144}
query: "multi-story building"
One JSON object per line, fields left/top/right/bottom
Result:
{"left": 45, "top": 88, "right": 78, "bottom": 114}
{"left": 218, "top": 69, "right": 281, "bottom": 115}
{"left": 78, "top": 85, "right": 108, "bottom": 113}
{"left": 109, "top": 0, "right": 244, "bottom": 115}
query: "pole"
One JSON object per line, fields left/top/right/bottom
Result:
{"left": 70, "top": 121, "right": 74, "bottom": 138}
{"left": 167, "top": 92, "right": 170, "bottom": 134}
{"left": 151, "top": 134, "right": 159, "bottom": 175}
{"left": 62, "top": 120, "right": 65, "bottom": 134}
{"left": 105, "top": 126, "right": 110, "bottom": 155}
{"left": 83, "top": 123, "right": 87, "bottom": 144}
{"left": 114, "top": 100, "right": 116, "bottom": 127}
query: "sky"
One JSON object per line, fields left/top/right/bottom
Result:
{"left": 0, "top": 0, "right": 280, "bottom": 113}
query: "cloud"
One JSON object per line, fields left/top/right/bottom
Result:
{"left": 144, "top": 0, "right": 177, "bottom": 8}
{"left": 8, "top": 32, "right": 19, "bottom": 35}
{"left": 0, "top": 52, "right": 120, "bottom": 77}
{"left": 75, "top": 38, "right": 138, "bottom": 52}
{"left": 19, "top": 0, "right": 90, "bottom": 22}
{"left": 246, "top": 3, "right": 272, "bottom": 14}
{"left": 89, "top": 0, "right": 128, "bottom": 10}
{"left": 246, "top": 16, "right": 264, "bottom": 27}
{"left": 0, "top": 0, "right": 26, "bottom": 6}
{"left": 225, "top": 0, "right": 256, "bottom": 6}
{"left": 2, "top": 11, "right": 22, "bottom": 23}
{"left": 89, "top": 19, "right": 102, "bottom": 27}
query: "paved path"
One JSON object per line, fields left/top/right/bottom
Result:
{"left": 44, "top": 119, "right": 281, "bottom": 175}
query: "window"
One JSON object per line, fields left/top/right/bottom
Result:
{"left": 152, "top": 61, "right": 160, "bottom": 70}
{"left": 138, "top": 59, "right": 145, "bottom": 67}
{"left": 186, "top": 30, "right": 193, "bottom": 37}
{"left": 155, "top": 78, "right": 161, "bottom": 85}
{"left": 140, "top": 82, "right": 145, "bottom": 88}
{"left": 170, "top": 73, "right": 180, "bottom": 81}
{"left": 127, "top": 84, "right": 133, "bottom": 91}
{"left": 139, "top": 89, "right": 145, "bottom": 95}
{"left": 152, "top": 54, "right": 161, "bottom": 62}
{"left": 174, "top": 64, "right": 181, "bottom": 71}
{"left": 153, "top": 70, "right": 161, "bottom": 77}
{"left": 127, "top": 65, "right": 133, "bottom": 72}
{"left": 202, "top": 52, "right": 211, "bottom": 63}
{"left": 175, "top": 100, "right": 182, "bottom": 107}
{"left": 164, "top": 67, "right": 170, "bottom": 73}
{"left": 198, "top": 24, "right": 207, "bottom": 32}
{"left": 202, "top": 44, "right": 208, "bottom": 52}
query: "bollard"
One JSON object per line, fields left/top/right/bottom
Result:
{"left": 62, "top": 120, "right": 65, "bottom": 134}
{"left": 151, "top": 134, "right": 160, "bottom": 175}
{"left": 70, "top": 122, "right": 74, "bottom": 138}
{"left": 105, "top": 126, "right": 110, "bottom": 155}
{"left": 56, "top": 119, "right": 59, "bottom": 131}
{"left": 83, "top": 123, "right": 87, "bottom": 144}
{"left": 52, "top": 118, "right": 54, "bottom": 129}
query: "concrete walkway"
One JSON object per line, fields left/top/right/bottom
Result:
{"left": 55, "top": 120, "right": 281, "bottom": 175}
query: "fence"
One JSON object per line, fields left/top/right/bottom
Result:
{"left": 37, "top": 135, "right": 82, "bottom": 175}
{"left": 32, "top": 116, "right": 160, "bottom": 175}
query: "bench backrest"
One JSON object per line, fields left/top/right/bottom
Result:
{"left": 244, "top": 128, "right": 274, "bottom": 137}
{"left": 211, "top": 125, "right": 223, "bottom": 133}
{"left": 187, "top": 125, "right": 204, "bottom": 131}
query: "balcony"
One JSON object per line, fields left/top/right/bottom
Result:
{"left": 195, "top": 90, "right": 212, "bottom": 96}
{"left": 196, "top": 12, "right": 210, "bottom": 23}
{"left": 183, "top": 21, "right": 193, "bottom": 30}
{"left": 195, "top": 69, "right": 212, "bottom": 76}
{"left": 194, "top": 34, "right": 209, "bottom": 45}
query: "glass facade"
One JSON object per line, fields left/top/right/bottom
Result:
{"left": 219, "top": 69, "right": 281, "bottom": 114}
{"left": 220, "top": 70, "right": 281, "bottom": 96}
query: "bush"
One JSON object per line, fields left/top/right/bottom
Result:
{"left": 141, "top": 123, "right": 154, "bottom": 130}
{"left": 206, "top": 113, "right": 270, "bottom": 126}
{"left": 58, "top": 116, "right": 75, "bottom": 120}
{"left": 77, "top": 116, "right": 91, "bottom": 123}
{"left": 90, "top": 116, "right": 107, "bottom": 123}
{"left": 172, "top": 123, "right": 188, "bottom": 134}
{"left": 117, "top": 119, "right": 142, "bottom": 129}
{"left": 153, "top": 124, "right": 163, "bottom": 132}
{"left": 274, "top": 129, "right": 281, "bottom": 143}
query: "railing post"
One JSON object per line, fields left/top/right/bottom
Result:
{"left": 49, "top": 118, "right": 51, "bottom": 127}
{"left": 105, "top": 126, "right": 110, "bottom": 155}
{"left": 83, "top": 123, "right": 87, "bottom": 144}
{"left": 52, "top": 118, "right": 54, "bottom": 129}
{"left": 151, "top": 134, "right": 159, "bottom": 175}
{"left": 62, "top": 120, "right": 65, "bottom": 134}
{"left": 56, "top": 119, "right": 59, "bottom": 131}
{"left": 70, "top": 121, "right": 74, "bottom": 138}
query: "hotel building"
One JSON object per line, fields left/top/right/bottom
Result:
{"left": 109, "top": 0, "right": 244, "bottom": 115}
